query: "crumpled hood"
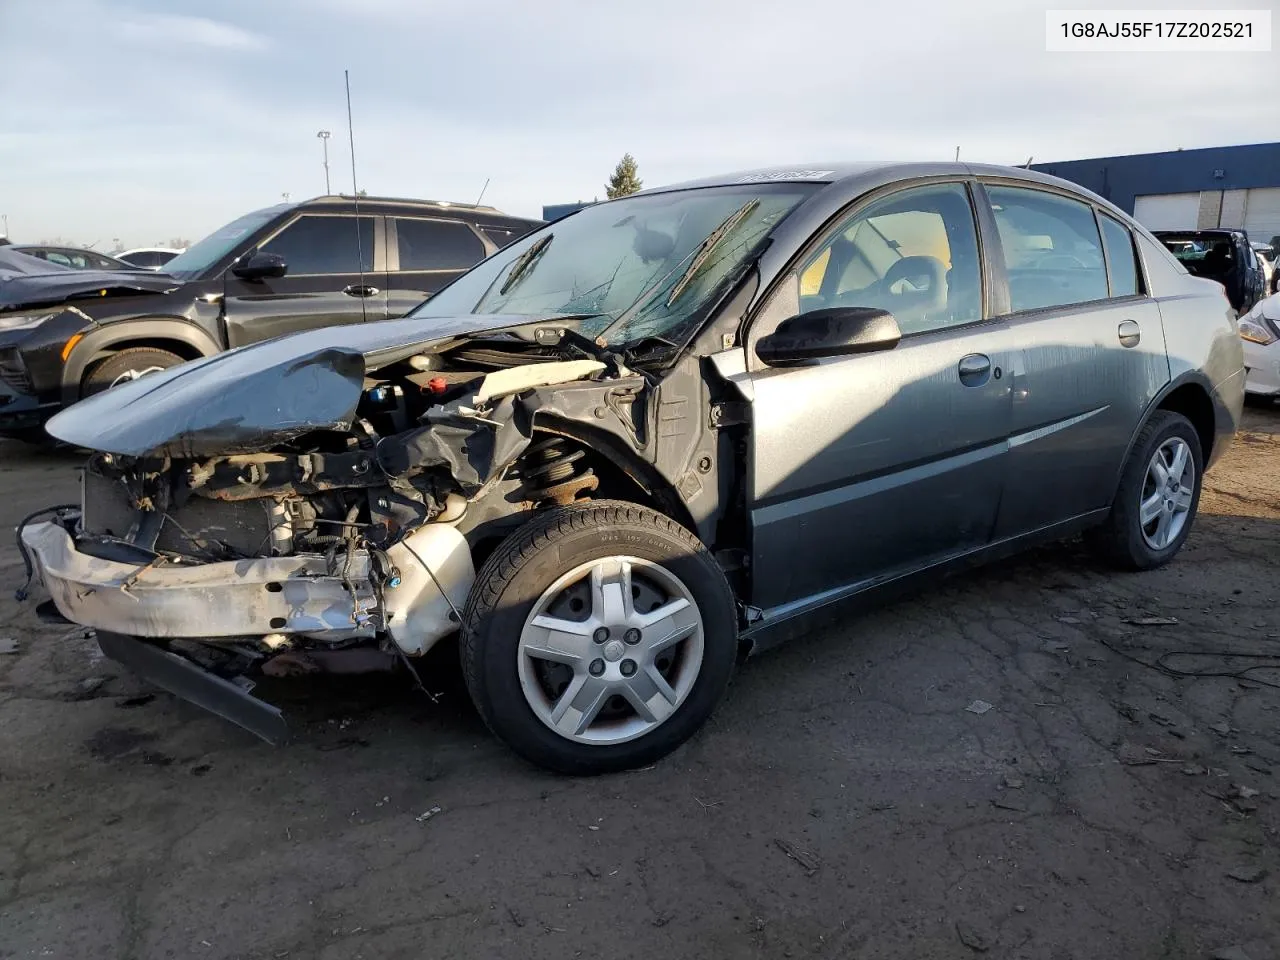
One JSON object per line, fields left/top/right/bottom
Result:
{"left": 44, "top": 313, "right": 555, "bottom": 458}
{"left": 0, "top": 250, "right": 179, "bottom": 310}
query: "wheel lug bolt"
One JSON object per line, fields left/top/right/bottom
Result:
{"left": 593, "top": 627, "right": 610, "bottom": 644}
{"left": 589, "top": 659, "right": 605, "bottom": 677}
{"left": 620, "top": 659, "right": 636, "bottom": 677}
{"left": 623, "top": 628, "right": 641, "bottom": 645}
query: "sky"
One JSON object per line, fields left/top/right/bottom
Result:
{"left": 1, "top": 0, "right": 1275, "bottom": 248}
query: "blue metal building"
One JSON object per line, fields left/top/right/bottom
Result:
{"left": 542, "top": 201, "right": 595, "bottom": 222}
{"left": 1032, "top": 142, "right": 1280, "bottom": 242}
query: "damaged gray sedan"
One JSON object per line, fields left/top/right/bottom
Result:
{"left": 17, "top": 163, "right": 1244, "bottom": 773}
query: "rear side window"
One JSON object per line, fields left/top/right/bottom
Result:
{"left": 262, "top": 215, "right": 375, "bottom": 274}
{"left": 1099, "top": 215, "right": 1140, "bottom": 297}
{"left": 988, "top": 186, "right": 1109, "bottom": 312}
{"left": 395, "top": 218, "right": 485, "bottom": 271}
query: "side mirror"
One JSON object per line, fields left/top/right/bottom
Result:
{"left": 232, "top": 250, "right": 288, "bottom": 281}
{"left": 756, "top": 307, "right": 901, "bottom": 366}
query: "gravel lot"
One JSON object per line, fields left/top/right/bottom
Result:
{"left": 2, "top": 406, "right": 1278, "bottom": 960}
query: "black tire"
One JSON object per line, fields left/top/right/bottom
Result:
{"left": 1086, "top": 410, "right": 1203, "bottom": 571}
{"left": 461, "top": 500, "right": 738, "bottom": 775}
{"left": 81, "top": 347, "right": 183, "bottom": 396}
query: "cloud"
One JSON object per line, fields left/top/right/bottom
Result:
{"left": 0, "top": 0, "right": 1268, "bottom": 246}
{"left": 111, "top": 12, "right": 269, "bottom": 52}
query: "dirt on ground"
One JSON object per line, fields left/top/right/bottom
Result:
{"left": 1, "top": 405, "right": 1279, "bottom": 960}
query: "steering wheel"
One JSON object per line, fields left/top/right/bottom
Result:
{"left": 882, "top": 255, "right": 945, "bottom": 293}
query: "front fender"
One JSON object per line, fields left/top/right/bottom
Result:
{"left": 60, "top": 317, "right": 222, "bottom": 405}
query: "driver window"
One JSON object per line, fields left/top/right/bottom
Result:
{"left": 794, "top": 182, "right": 982, "bottom": 335}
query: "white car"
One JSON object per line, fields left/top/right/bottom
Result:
{"left": 116, "top": 247, "right": 185, "bottom": 270}
{"left": 1240, "top": 292, "right": 1280, "bottom": 397}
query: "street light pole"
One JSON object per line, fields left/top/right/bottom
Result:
{"left": 317, "top": 130, "right": 331, "bottom": 194}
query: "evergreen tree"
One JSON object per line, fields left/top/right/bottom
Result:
{"left": 606, "top": 154, "right": 642, "bottom": 199}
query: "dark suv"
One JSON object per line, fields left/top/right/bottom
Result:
{"left": 0, "top": 195, "right": 541, "bottom": 439}
{"left": 1153, "top": 229, "right": 1265, "bottom": 315}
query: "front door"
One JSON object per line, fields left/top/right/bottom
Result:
{"left": 222, "top": 213, "right": 387, "bottom": 348}
{"left": 744, "top": 181, "right": 1014, "bottom": 612}
{"left": 979, "top": 184, "right": 1171, "bottom": 539}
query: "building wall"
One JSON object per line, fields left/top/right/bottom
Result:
{"left": 542, "top": 202, "right": 594, "bottom": 222}
{"left": 1031, "top": 142, "right": 1280, "bottom": 215}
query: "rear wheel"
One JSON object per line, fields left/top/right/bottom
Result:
{"left": 461, "top": 500, "right": 738, "bottom": 774}
{"left": 1087, "top": 410, "right": 1203, "bottom": 570}
{"left": 82, "top": 347, "right": 183, "bottom": 396}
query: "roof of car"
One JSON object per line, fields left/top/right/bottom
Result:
{"left": 14, "top": 244, "right": 107, "bottom": 254}
{"left": 636, "top": 161, "right": 1092, "bottom": 196}
{"left": 1152, "top": 228, "right": 1243, "bottom": 237}
{"left": 300, "top": 194, "right": 542, "bottom": 223}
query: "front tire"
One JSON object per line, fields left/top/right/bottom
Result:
{"left": 81, "top": 347, "right": 183, "bottom": 397}
{"left": 1087, "top": 410, "right": 1203, "bottom": 570}
{"left": 461, "top": 500, "right": 738, "bottom": 775}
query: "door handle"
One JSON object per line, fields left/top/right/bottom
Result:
{"left": 343, "top": 285, "right": 379, "bottom": 298}
{"left": 1118, "top": 319, "right": 1141, "bottom": 348}
{"left": 958, "top": 353, "right": 992, "bottom": 386}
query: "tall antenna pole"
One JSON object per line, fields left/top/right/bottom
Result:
{"left": 954, "top": 146, "right": 961, "bottom": 162}
{"left": 317, "top": 130, "right": 332, "bottom": 194}
{"left": 475, "top": 178, "right": 490, "bottom": 206}
{"left": 345, "top": 70, "right": 367, "bottom": 323}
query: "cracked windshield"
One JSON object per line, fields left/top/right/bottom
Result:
{"left": 416, "top": 185, "right": 815, "bottom": 344}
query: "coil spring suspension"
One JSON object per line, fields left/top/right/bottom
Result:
{"left": 520, "top": 437, "right": 599, "bottom": 506}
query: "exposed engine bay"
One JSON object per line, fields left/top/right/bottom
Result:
{"left": 21, "top": 323, "right": 737, "bottom": 691}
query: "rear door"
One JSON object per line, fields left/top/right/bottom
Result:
{"left": 221, "top": 213, "right": 387, "bottom": 347}
{"left": 385, "top": 216, "right": 491, "bottom": 317}
{"left": 980, "top": 182, "right": 1169, "bottom": 539}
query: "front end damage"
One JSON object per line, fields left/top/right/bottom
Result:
{"left": 17, "top": 319, "right": 730, "bottom": 742}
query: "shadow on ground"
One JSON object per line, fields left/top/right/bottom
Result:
{"left": 1, "top": 407, "right": 1278, "bottom": 960}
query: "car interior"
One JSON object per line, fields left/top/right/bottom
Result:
{"left": 797, "top": 185, "right": 982, "bottom": 333}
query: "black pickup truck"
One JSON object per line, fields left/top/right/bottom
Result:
{"left": 0, "top": 195, "right": 540, "bottom": 440}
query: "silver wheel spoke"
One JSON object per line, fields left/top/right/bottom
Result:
{"left": 619, "top": 666, "right": 678, "bottom": 724}
{"left": 1169, "top": 442, "right": 1189, "bottom": 482}
{"left": 590, "top": 560, "right": 634, "bottom": 624}
{"left": 1175, "top": 487, "right": 1193, "bottom": 511}
{"left": 1149, "top": 457, "right": 1170, "bottom": 486}
{"left": 550, "top": 674, "right": 611, "bottom": 736}
{"left": 522, "top": 614, "right": 593, "bottom": 666}
{"left": 1154, "top": 509, "right": 1173, "bottom": 548}
{"left": 647, "top": 609, "right": 699, "bottom": 656}
{"left": 1140, "top": 492, "right": 1163, "bottom": 526}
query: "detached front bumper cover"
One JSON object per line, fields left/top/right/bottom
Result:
{"left": 21, "top": 521, "right": 377, "bottom": 639}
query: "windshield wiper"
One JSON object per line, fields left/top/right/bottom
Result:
{"left": 663, "top": 199, "right": 759, "bottom": 307}
{"left": 498, "top": 233, "right": 553, "bottom": 296}
{"left": 600, "top": 199, "right": 762, "bottom": 341}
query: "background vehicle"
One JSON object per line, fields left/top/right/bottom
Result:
{"left": 115, "top": 247, "right": 185, "bottom": 270}
{"left": 1239, "top": 291, "right": 1280, "bottom": 398}
{"left": 22, "top": 163, "right": 1243, "bottom": 774}
{"left": 12, "top": 245, "right": 138, "bottom": 271}
{"left": 1255, "top": 242, "right": 1279, "bottom": 294}
{"left": 1154, "top": 229, "right": 1265, "bottom": 314}
{"left": 0, "top": 195, "right": 542, "bottom": 439}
